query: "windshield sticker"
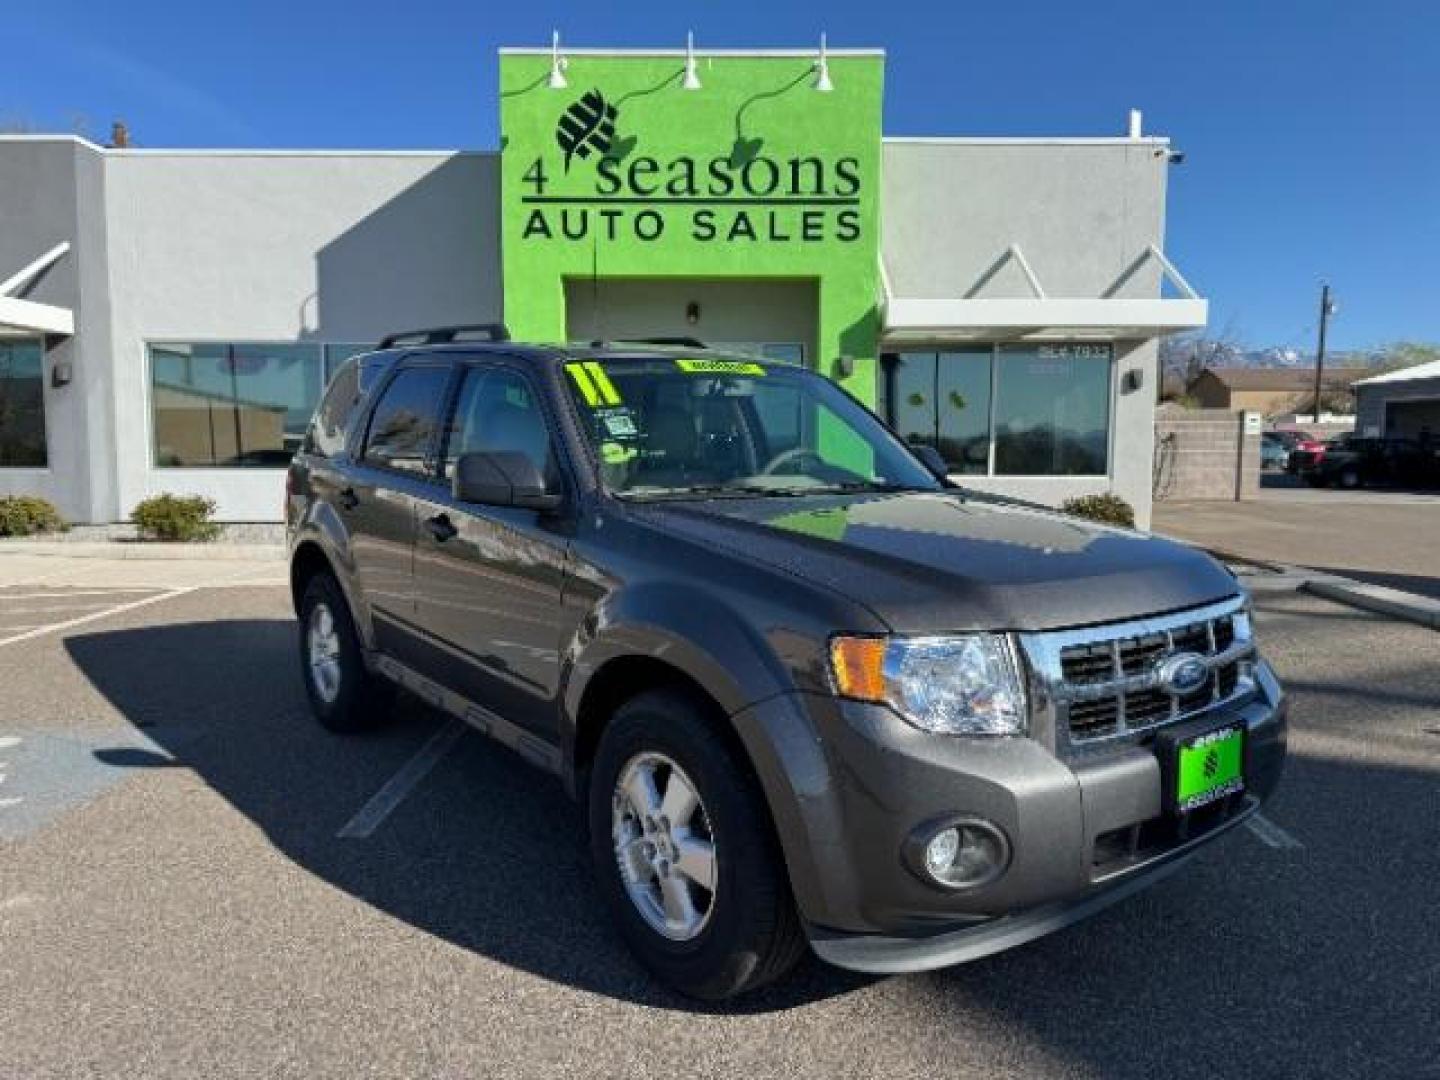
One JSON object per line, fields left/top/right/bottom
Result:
{"left": 675, "top": 358, "right": 766, "bottom": 376}
{"left": 566, "top": 362, "right": 622, "bottom": 407}
{"left": 599, "top": 408, "right": 638, "bottom": 437}
{"left": 600, "top": 441, "right": 639, "bottom": 466}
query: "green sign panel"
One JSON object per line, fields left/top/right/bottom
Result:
{"left": 499, "top": 51, "right": 884, "bottom": 402}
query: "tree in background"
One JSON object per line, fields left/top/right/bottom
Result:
{"left": 1157, "top": 325, "right": 1244, "bottom": 405}
{"left": 1365, "top": 341, "right": 1440, "bottom": 375}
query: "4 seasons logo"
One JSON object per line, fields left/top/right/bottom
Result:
{"left": 519, "top": 88, "right": 864, "bottom": 246}
{"left": 556, "top": 90, "right": 618, "bottom": 172}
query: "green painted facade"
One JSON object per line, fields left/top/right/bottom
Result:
{"left": 498, "top": 52, "right": 884, "bottom": 403}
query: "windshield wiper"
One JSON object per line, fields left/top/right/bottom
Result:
{"left": 617, "top": 483, "right": 817, "bottom": 501}
{"left": 821, "top": 481, "right": 940, "bottom": 494}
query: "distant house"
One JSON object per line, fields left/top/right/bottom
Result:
{"left": 1188, "top": 367, "right": 1367, "bottom": 415}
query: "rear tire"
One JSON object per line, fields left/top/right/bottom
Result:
{"left": 1338, "top": 466, "right": 1362, "bottom": 489}
{"left": 588, "top": 688, "right": 806, "bottom": 1000}
{"left": 298, "top": 571, "right": 393, "bottom": 733}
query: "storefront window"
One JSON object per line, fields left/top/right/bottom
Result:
{"left": 0, "top": 338, "right": 47, "bottom": 467}
{"left": 150, "top": 343, "right": 327, "bottom": 467}
{"left": 993, "top": 344, "right": 1111, "bottom": 476}
{"left": 885, "top": 343, "right": 1112, "bottom": 477}
{"left": 887, "top": 348, "right": 992, "bottom": 474}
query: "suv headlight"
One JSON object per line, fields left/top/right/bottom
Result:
{"left": 829, "top": 634, "right": 1027, "bottom": 736}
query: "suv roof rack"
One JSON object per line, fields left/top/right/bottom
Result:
{"left": 377, "top": 323, "right": 510, "bottom": 350}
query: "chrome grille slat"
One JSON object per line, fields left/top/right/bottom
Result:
{"left": 1022, "top": 596, "right": 1257, "bottom": 752}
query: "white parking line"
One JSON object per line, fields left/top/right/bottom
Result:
{"left": 0, "top": 588, "right": 198, "bottom": 647}
{"left": 4, "top": 604, "right": 135, "bottom": 615}
{"left": 336, "top": 719, "right": 468, "bottom": 839}
{"left": 0, "top": 589, "right": 159, "bottom": 600}
{"left": 1246, "top": 812, "right": 1304, "bottom": 850}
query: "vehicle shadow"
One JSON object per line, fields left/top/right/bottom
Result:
{"left": 64, "top": 618, "right": 870, "bottom": 1015}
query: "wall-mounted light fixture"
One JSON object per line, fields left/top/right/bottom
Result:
{"left": 814, "top": 32, "right": 834, "bottom": 92}
{"left": 685, "top": 301, "right": 701, "bottom": 325}
{"left": 548, "top": 30, "right": 569, "bottom": 90}
{"left": 683, "top": 31, "right": 702, "bottom": 90}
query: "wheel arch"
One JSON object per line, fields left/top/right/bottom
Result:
{"left": 289, "top": 532, "right": 376, "bottom": 652}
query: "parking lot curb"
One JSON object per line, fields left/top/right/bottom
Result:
{"left": 0, "top": 541, "right": 285, "bottom": 562}
{"left": 1302, "top": 578, "right": 1440, "bottom": 631}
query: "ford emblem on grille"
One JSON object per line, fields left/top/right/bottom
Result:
{"left": 1156, "top": 652, "right": 1210, "bottom": 695}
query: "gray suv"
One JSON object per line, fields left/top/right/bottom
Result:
{"left": 286, "top": 331, "right": 1287, "bottom": 1000}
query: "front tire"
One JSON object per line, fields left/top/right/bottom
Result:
{"left": 588, "top": 689, "right": 805, "bottom": 1000}
{"left": 297, "top": 572, "right": 393, "bottom": 732}
{"left": 1338, "top": 465, "right": 1362, "bottom": 489}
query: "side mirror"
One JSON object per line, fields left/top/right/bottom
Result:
{"left": 909, "top": 443, "right": 949, "bottom": 480}
{"left": 452, "top": 451, "right": 562, "bottom": 511}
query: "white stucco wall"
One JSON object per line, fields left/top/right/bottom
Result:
{"left": 99, "top": 149, "right": 502, "bottom": 520}
{"left": 880, "top": 139, "right": 1174, "bottom": 527}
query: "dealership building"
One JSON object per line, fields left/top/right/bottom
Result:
{"left": 0, "top": 44, "right": 1206, "bottom": 528}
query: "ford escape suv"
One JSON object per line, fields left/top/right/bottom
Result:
{"left": 286, "top": 330, "right": 1287, "bottom": 1000}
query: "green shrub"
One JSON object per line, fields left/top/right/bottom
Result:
{"left": 1060, "top": 493, "right": 1136, "bottom": 529}
{"left": 130, "top": 494, "right": 221, "bottom": 542}
{"left": 0, "top": 495, "right": 67, "bottom": 537}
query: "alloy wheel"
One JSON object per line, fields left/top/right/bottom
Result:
{"left": 612, "top": 752, "right": 718, "bottom": 941}
{"left": 307, "top": 602, "right": 343, "bottom": 705}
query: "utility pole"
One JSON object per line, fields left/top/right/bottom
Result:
{"left": 1312, "top": 283, "right": 1336, "bottom": 421}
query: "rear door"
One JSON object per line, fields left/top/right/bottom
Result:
{"left": 343, "top": 360, "right": 455, "bottom": 655}
{"left": 410, "top": 361, "right": 572, "bottom": 739}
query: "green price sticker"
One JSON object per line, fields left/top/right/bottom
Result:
{"left": 675, "top": 358, "right": 766, "bottom": 376}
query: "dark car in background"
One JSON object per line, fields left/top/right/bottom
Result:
{"left": 1297, "top": 434, "right": 1440, "bottom": 489}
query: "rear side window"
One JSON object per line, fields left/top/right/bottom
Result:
{"left": 307, "top": 362, "right": 362, "bottom": 459}
{"left": 362, "top": 366, "right": 451, "bottom": 475}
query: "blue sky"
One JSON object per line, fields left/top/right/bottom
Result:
{"left": 5, "top": 0, "right": 1437, "bottom": 352}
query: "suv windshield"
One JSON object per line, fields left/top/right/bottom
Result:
{"left": 562, "top": 356, "right": 942, "bottom": 499}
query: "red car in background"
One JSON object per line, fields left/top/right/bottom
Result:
{"left": 1279, "top": 431, "right": 1322, "bottom": 473}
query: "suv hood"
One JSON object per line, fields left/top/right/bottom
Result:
{"left": 635, "top": 490, "right": 1239, "bottom": 633}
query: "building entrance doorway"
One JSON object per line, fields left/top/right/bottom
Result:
{"left": 563, "top": 278, "right": 816, "bottom": 367}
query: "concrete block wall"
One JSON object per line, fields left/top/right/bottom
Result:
{"left": 1153, "top": 407, "right": 1259, "bottom": 502}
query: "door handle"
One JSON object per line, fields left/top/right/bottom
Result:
{"left": 425, "top": 513, "right": 458, "bottom": 543}
{"left": 338, "top": 487, "right": 360, "bottom": 511}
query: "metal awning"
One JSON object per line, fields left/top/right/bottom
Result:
{"left": 0, "top": 243, "right": 74, "bottom": 337}
{"left": 880, "top": 244, "right": 1208, "bottom": 344}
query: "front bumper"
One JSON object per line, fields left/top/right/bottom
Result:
{"left": 729, "top": 661, "right": 1287, "bottom": 972}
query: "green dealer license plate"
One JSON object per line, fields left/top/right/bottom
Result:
{"left": 1173, "top": 723, "right": 1245, "bottom": 813}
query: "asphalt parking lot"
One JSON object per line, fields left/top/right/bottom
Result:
{"left": 2, "top": 569, "right": 1437, "bottom": 1079}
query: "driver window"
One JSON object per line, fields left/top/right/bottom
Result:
{"left": 440, "top": 368, "right": 555, "bottom": 481}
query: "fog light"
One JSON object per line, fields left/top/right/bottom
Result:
{"left": 925, "top": 828, "right": 960, "bottom": 876}
{"left": 911, "top": 818, "right": 1010, "bottom": 890}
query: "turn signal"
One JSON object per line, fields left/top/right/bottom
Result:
{"left": 829, "top": 636, "right": 888, "bottom": 702}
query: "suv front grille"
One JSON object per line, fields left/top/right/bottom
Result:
{"left": 1026, "top": 599, "right": 1255, "bottom": 746}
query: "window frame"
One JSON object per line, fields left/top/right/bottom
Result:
{"left": 434, "top": 361, "right": 557, "bottom": 481}
{"left": 433, "top": 358, "right": 575, "bottom": 504}
{"left": 884, "top": 343, "right": 1117, "bottom": 480}
{"left": 356, "top": 358, "right": 460, "bottom": 484}
{"left": 145, "top": 339, "right": 365, "bottom": 470}
{"left": 0, "top": 336, "right": 50, "bottom": 470}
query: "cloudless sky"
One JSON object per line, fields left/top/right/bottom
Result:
{"left": 5, "top": 0, "right": 1437, "bottom": 352}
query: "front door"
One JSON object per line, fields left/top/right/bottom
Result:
{"left": 411, "top": 363, "right": 572, "bottom": 738}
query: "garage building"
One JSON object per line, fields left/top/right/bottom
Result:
{"left": 1353, "top": 361, "right": 1440, "bottom": 438}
